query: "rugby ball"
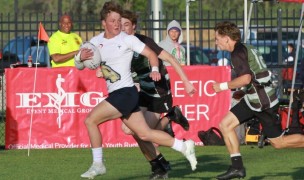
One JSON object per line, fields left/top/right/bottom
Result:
{"left": 80, "top": 42, "right": 102, "bottom": 70}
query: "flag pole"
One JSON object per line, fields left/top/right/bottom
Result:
{"left": 285, "top": 3, "right": 304, "bottom": 131}
{"left": 28, "top": 22, "right": 49, "bottom": 156}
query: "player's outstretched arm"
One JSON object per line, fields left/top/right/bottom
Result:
{"left": 140, "top": 46, "right": 161, "bottom": 82}
{"left": 158, "top": 50, "right": 196, "bottom": 96}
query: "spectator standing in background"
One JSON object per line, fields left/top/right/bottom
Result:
{"left": 158, "top": 20, "right": 186, "bottom": 66}
{"left": 47, "top": 14, "right": 82, "bottom": 67}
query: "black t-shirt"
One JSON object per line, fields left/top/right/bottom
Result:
{"left": 132, "top": 33, "right": 171, "bottom": 97}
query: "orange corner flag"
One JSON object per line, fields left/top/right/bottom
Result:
{"left": 38, "top": 22, "right": 49, "bottom": 42}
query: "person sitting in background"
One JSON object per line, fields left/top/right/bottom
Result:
{"left": 282, "top": 43, "right": 295, "bottom": 89}
{"left": 284, "top": 43, "right": 295, "bottom": 64}
{"left": 47, "top": 14, "right": 82, "bottom": 68}
{"left": 158, "top": 20, "right": 186, "bottom": 66}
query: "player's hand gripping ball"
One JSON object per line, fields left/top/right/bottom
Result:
{"left": 75, "top": 42, "right": 102, "bottom": 70}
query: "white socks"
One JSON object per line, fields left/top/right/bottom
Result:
{"left": 92, "top": 147, "right": 103, "bottom": 163}
{"left": 230, "top": 153, "right": 241, "bottom": 157}
{"left": 171, "top": 138, "right": 186, "bottom": 153}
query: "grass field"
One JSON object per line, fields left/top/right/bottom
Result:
{"left": 0, "top": 145, "right": 303, "bottom": 180}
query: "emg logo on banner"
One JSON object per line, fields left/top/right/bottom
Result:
{"left": 16, "top": 74, "right": 106, "bottom": 108}
{"left": 15, "top": 74, "right": 106, "bottom": 128}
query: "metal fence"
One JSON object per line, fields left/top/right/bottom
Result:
{"left": 0, "top": 7, "right": 303, "bottom": 147}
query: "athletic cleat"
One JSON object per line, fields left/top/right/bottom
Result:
{"left": 164, "top": 122, "right": 175, "bottom": 137}
{"left": 81, "top": 162, "right": 106, "bottom": 179}
{"left": 165, "top": 106, "right": 189, "bottom": 130}
{"left": 216, "top": 166, "right": 246, "bottom": 180}
{"left": 149, "top": 168, "right": 169, "bottom": 180}
{"left": 182, "top": 140, "right": 197, "bottom": 171}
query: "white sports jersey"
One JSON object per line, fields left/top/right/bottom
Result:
{"left": 90, "top": 32, "right": 145, "bottom": 93}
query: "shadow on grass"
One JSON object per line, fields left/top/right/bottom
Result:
{"left": 248, "top": 167, "right": 304, "bottom": 180}
{"left": 167, "top": 154, "right": 228, "bottom": 179}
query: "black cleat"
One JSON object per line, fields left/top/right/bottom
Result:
{"left": 258, "top": 133, "right": 266, "bottom": 148}
{"left": 165, "top": 106, "right": 189, "bottom": 131}
{"left": 216, "top": 166, "right": 246, "bottom": 180}
{"left": 149, "top": 159, "right": 170, "bottom": 180}
{"left": 149, "top": 168, "right": 168, "bottom": 180}
{"left": 164, "top": 122, "right": 175, "bottom": 137}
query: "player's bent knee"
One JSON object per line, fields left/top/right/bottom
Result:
{"left": 84, "top": 115, "right": 99, "bottom": 127}
{"left": 121, "top": 123, "right": 134, "bottom": 135}
{"left": 136, "top": 133, "right": 150, "bottom": 141}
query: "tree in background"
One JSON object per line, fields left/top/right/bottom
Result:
{"left": 0, "top": 0, "right": 301, "bottom": 21}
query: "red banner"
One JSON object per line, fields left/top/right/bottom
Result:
{"left": 5, "top": 66, "right": 231, "bottom": 149}
{"left": 279, "top": 0, "right": 304, "bottom": 3}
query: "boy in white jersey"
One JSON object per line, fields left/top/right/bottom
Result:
{"left": 75, "top": 2, "right": 197, "bottom": 179}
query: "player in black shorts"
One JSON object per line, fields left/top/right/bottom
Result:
{"left": 213, "top": 21, "right": 304, "bottom": 180}
{"left": 121, "top": 10, "right": 196, "bottom": 179}
{"left": 78, "top": 2, "right": 197, "bottom": 179}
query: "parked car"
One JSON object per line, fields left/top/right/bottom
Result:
{"left": 248, "top": 40, "right": 288, "bottom": 65}
{"left": 203, "top": 48, "right": 218, "bottom": 63}
{"left": 0, "top": 36, "right": 49, "bottom": 72}
{"left": 1, "top": 36, "right": 38, "bottom": 61}
{"left": 182, "top": 44, "right": 210, "bottom": 65}
{"left": 22, "top": 45, "right": 51, "bottom": 67}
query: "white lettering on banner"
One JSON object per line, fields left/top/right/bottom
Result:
{"left": 204, "top": 80, "right": 217, "bottom": 97}
{"left": 104, "top": 143, "right": 123, "bottom": 148}
{"left": 80, "top": 92, "right": 105, "bottom": 106}
{"left": 76, "top": 108, "right": 92, "bottom": 113}
{"left": 15, "top": 74, "right": 107, "bottom": 129}
{"left": 80, "top": 143, "right": 90, "bottom": 148}
{"left": 24, "top": 107, "right": 92, "bottom": 114}
{"left": 16, "top": 92, "right": 105, "bottom": 108}
{"left": 180, "top": 104, "right": 209, "bottom": 121}
{"left": 44, "top": 93, "right": 79, "bottom": 107}
{"left": 124, "top": 142, "right": 139, "bottom": 147}
{"left": 103, "top": 143, "right": 139, "bottom": 148}
{"left": 26, "top": 108, "right": 47, "bottom": 114}
{"left": 7, "top": 143, "right": 54, "bottom": 149}
{"left": 7, "top": 143, "right": 91, "bottom": 149}
{"left": 54, "top": 143, "right": 79, "bottom": 148}
{"left": 173, "top": 80, "right": 216, "bottom": 97}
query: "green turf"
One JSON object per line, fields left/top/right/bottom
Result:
{"left": 0, "top": 145, "right": 303, "bottom": 180}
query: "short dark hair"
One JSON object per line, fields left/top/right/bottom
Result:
{"left": 214, "top": 21, "right": 241, "bottom": 42}
{"left": 288, "top": 43, "right": 294, "bottom": 49}
{"left": 121, "top": 10, "right": 138, "bottom": 25}
{"left": 100, "top": 1, "right": 123, "bottom": 21}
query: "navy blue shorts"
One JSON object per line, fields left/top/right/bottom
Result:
{"left": 105, "top": 86, "right": 140, "bottom": 118}
{"left": 231, "top": 99, "right": 282, "bottom": 138}
{"left": 138, "top": 92, "right": 172, "bottom": 113}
